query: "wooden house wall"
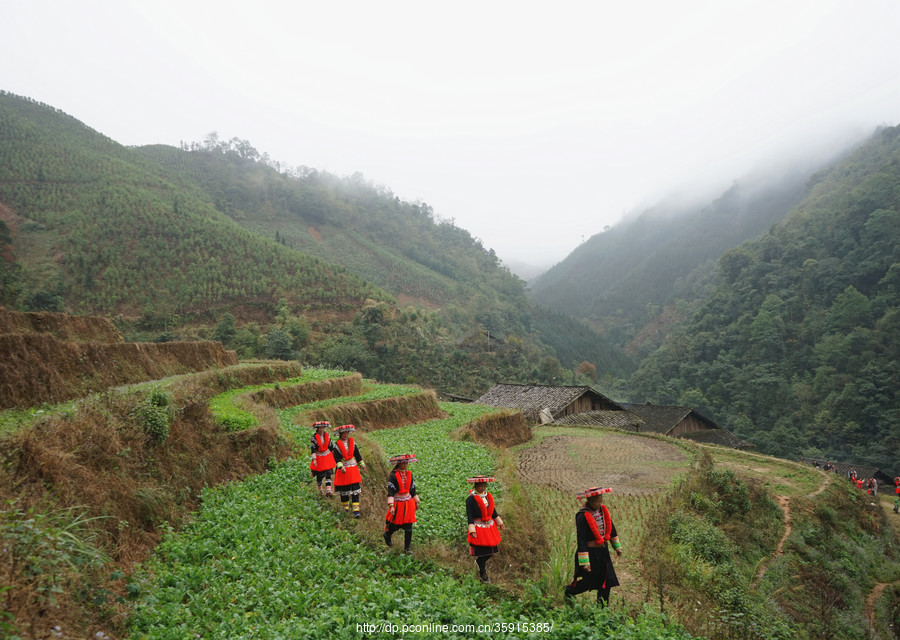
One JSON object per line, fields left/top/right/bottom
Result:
{"left": 556, "top": 394, "right": 620, "bottom": 418}
{"left": 670, "top": 414, "right": 713, "bottom": 436}
{"left": 594, "top": 396, "right": 620, "bottom": 411}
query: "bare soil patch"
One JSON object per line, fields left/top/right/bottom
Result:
{"left": 395, "top": 293, "right": 440, "bottom": 310}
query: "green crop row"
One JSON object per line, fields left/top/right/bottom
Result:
{"left": 208, "top": 369, "right": 351, "bottom": 431}
{"left": 366, "top": 403, "right": 501, "bottom": 542}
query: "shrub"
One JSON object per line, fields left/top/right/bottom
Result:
{"left": 668, "top": 511, "right": 733, "bottom": 564}
{"left": 702, "top": 468, "right": 751, "bottom": 516}
{"left": 134, "top": 389, "right": 172, "bottom": 443}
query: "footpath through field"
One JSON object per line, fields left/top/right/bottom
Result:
{"left": 750, "top": 465, "right": 832, "bottom": 589}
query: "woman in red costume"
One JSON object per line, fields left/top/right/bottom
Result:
{"left": 309, "top": 420, "right": 336, "bottom": 496}
{"left": 383, "top": 454, "right": 420, "bottom": 552}
{"left": 331, "top": 424, "right": 365, "bottom": 517}
{"left": 466, "top": 475, "right": 504, "bottom": 582}
{"left": 564, "top": 487, "right": 623, "bottom": 605}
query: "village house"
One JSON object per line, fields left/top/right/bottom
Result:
{"left": 472, "top": 382, "right": 626, "bottom": 424}
{"left": 620, "top": 402, "right": 752, "bottom": 449}
{"left": 474, "top": 383, "right": 751, "bottom": 450}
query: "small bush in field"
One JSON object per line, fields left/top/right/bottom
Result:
{"left": 134, "top": 389, "right": 172, "bottom": 443}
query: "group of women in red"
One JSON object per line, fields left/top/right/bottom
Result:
{"left": 310, "top": 421, "right": 623, "bottom": 599}
{"left": 309, "top": 420, "right": 366, "bottom": 517}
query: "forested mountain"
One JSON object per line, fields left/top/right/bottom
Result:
{"left": 529, "top": 156, "right": 848, "bottom": 352}
{"left": 0, "top": 93, "right": 383, "bottom": 319}
{"left": 627, "top": 125, "right": 900, "bottom": 471}
{"left": 134, "top": 137, "right": 525, "bottom": 315}
{"left": 0, "top": 92, "right": 627, "bottom": 395}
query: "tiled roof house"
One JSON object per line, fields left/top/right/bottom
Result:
{"left": 620, "top": 402, "right": 752, "bottom": 449}
{"left": 474, "top": 383, "right": 752, "bottom": 450}
{"left": 473, "top": 383, "right": 625, "bottom": 423}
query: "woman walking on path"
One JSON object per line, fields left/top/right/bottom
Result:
{"left": 465, "top": 475, "right": 504, "bottom": 583}
{"left": 309, "top": 420, "right": 337, "bottom": 496}
{"left": 564, "top": 487, "right": 623, "bottom": 605}
{"left": 384, "top": 454, "right": 420, "bottom": 552}
{"left": 331, "top": 424, "right": 366, "bottom": 517}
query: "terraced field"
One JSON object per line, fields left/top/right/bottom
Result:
{"left": 126, "top": 370, "right": 695, "bottom": 639}
{"left": 517, "top": 429, "right": 690, "bottom": 496}
{"left": 8, "top": 361, "right": 889, "bottom": 638}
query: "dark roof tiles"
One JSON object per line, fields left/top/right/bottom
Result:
{"left": 474, "top": 383, "right": 621, "bottom": 420}
{"left": 552, "top": 409, "right": 645, "bottom": 430}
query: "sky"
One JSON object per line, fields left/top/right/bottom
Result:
{"left": 3, "top": 1, "right": 900, "bottom": 272}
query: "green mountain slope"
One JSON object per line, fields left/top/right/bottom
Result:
{"left": 133, "top": 137, "right": 525, "bottom": 312}
{"left": 628, "top": 125, "right": 900, "bottom": 473}
{"left": 0, "top": 92, "right": 628, "bottom": 394}
{"left": 0, "top": 92, "right": 383, "bottom": 319}
{"left": 529, "top": 162, "right": 840, "bottom": 349}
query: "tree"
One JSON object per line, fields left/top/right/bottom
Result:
{"left": 24, "top": 290, "right": 62, "bottom": 311}
{"left": 265, "top": 328, "right": 294, "bottom": 360}
{"left": 213, "top": 312, "right": 237, "bottom": 345}
{"left": 234, "top": 323, "right": 262, "bottom": 359}
{"left": 826, "top": 286, "right": 871, "bottom": 332}
{"left": 575, "top": 360, "right": 597, "bottom": 381}
{"left": 285, "top": 316, "right": 311, "bottom": 350}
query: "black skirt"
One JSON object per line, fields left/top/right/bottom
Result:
{"left": 470, "top": 544, "right": 499, "bottom": 557}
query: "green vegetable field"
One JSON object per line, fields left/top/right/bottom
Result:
{"left": 127, "top": 374, "right": 693, "bottom": 639}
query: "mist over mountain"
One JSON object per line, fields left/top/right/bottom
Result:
{"left": 501, "top": 257, "right": 552, "bottom": 282}
{"left": 626, "top": 125, "right": 900, "bottom": 471}
{"left": 529, "top": 140, "right": 861, "bottom": 352}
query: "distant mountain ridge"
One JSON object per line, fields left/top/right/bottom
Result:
{"left": 529, "top": 150, "right": 854, "bottom": 350}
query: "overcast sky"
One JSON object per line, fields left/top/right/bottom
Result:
{"left": 3, "top": 1, "right": 899, "bottom": 270}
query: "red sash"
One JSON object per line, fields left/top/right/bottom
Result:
{"left": 394, "top": 470, "right": 410, "bottom": 494}
{"left": 585, "top": 505, "right": 612, "bottom": 544}
{"left": 473, "top": 491, "right": 494, "bottom": 520}
{"left": 314, "top": 432, "right": 330, "bottom": 452}
{"left": 336, "top": 438, "right": 355, "bottom": 460}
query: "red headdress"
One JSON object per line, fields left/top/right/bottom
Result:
{"left": 575, "top": 487, "right": 612, "bottom": 500}
{"left": 389, "top": 454, "right": 418, "bottom": 464}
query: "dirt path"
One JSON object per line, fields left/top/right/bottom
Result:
{"left": 752, "top": 495, "right": 792, "bottom": 588}
{"left": 752, "top": 470, "right": 831, "bottom": 588}
{"left": 807, "top": 470, "right": 832, "bottom": 497}
{"left": 865, "top": 582, "right": 888, "bottom": 628}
